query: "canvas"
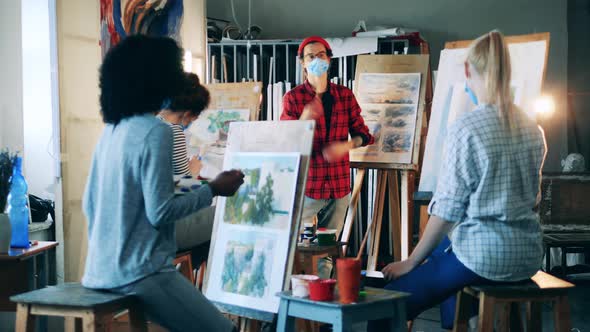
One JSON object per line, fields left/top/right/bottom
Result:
{"left": 351, "top": 73, "right": 421, "bottom": 164}
{"left": 419, "top": 39, "right": 548, "bottom": 192}
{"left": 188, "top": 108, "right": 250, "bottom": 178}
{"left": 205, "top": 152, "right": 301, "bottom": 313}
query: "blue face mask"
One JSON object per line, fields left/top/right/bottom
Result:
{"left": 306, "top": 58, "right": 330, "bottom": 77}
{"left": 180, "top": 123, "right": 189, "bottom": 131}
{"left": 464, "top": 82, "right": 479, "bottom": 106}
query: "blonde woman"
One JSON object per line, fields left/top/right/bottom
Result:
{"left": 369, "top": 30, "right": 547, "bottom": 330}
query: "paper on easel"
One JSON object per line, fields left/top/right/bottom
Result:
{"left": 285, "top": 82, "right": 292, "bottom": 93}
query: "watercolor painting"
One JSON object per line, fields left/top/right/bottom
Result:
{"left": 188, "top": 109, "right": 250, "bottom": 178}
{"left": 221, "top": 233, "right": 274, "bottom": 298}
{"left": 223, "top": 153, "right": 300, "bottom": 229}
{"left": 352, "top": 74, "right": 421, "bottom": 164}
{"left": 357, "top": 73, "right": 421, "bottom": 104}
{"left": 100, "top": 0, "right": 184, "bottom": 57}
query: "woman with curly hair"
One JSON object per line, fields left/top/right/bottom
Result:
{"left": 82, "top": 35, "right": 243, "bottom": 332}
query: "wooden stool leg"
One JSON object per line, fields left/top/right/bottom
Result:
{"left": 478, "top": 293, "right": 496, "bottom": 332}
{"left": 15, "top": 303, "right": 35, "bottom": 332}
{"left": 554, "top": 295, "right": 572, "bottom": 332}
{"left": 453, "top": 290, "right": 474, "bottom": 332}
{"left": 128, "top": 307, "right": 148, "bottom": 332}
{"left": 526, "top": 302, "right": 542, "bottom": 332}
{"left": 82, "top": 312, "right": 99, "bottom": 332}
{"left": 509, "top": 302, "right": 524, "bottom": 332}
{"left": 65, "top": 317, "right": 82, "bottom": 332}
{"left": 496, "top": 302, "right": 510, "bottom": 332}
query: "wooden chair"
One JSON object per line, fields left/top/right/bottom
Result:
{"left": 10, "top": 282, "right": 146, "bottom": 332}
{"left": 453, "top": 271, "right": 574, "bottom": 332}
{"left": 173, "top": 250, "right": 195, "bottom": 285}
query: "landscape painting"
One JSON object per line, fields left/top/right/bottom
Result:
{"left": 221, "top": 232, "right": 274, "bottom": 298}
{"left": 188, "top": 108, "right": 250, "bottom": 178}
{"left": 223, "top": 153, "right": 300, "bottom": 229}
{"left": 351, "top": 73, "right": 421, "bottom": 164}
{"left": 357, "top": 73, "right": 421, "bottom": 104}
{"left": 204, "top": 151, "right": 302, "bottom": 314}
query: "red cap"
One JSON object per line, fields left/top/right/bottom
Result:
{"left": 298, "top": 36, "right": 332, "bottom": 57}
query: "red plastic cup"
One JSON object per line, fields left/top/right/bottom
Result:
{"left": 308, "top": 279, "right": 337, "bottom": 301}
{"left": 336, "top": 258, "right": 361, "bottom": 303}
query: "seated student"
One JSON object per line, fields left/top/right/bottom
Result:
{"left": 82, "top": 35, "right": 244, "bottom": 332}
{"left": 369, "top": 30, "right": 547, "bottom": 331}
{"left": 157, "top": 73, "right": 215, "bottom": 267}
{"left": 158, "top": 72, "right": 208, "bottom": 178}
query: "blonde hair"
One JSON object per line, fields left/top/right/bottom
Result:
{"left": 466, "top": 30, "right": 514, "bottom": 131}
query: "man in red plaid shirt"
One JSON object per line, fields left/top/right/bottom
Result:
{"left": 281, "top": 37, "right": 374, "bottom": 268}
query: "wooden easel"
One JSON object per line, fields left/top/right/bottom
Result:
{"left": 342, "top": 53, "right": 433, "bottom": 274}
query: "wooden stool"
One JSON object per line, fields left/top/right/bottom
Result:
{"left": 173, "top": 251, "right": 195, "bottom": 285}
{"left": 453, "top": 271, "right": 574, "bottom": 332}
{"left": 294, "top": 242, "right": 345, "bottom": 277}
{"left": 10, "top": 282, "right": 147, "bottom": 332}
{"left": 277, "top": 287, "right": 408, "bottom": 332}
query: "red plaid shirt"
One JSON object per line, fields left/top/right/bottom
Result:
{"left": 281, "top": 81, "right": 374, "bottom": 199}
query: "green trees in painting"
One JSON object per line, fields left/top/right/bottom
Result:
{"left": 221, "top": 243, "right": 269, "bottom": 297}
{"left": 207, "top": 111, "right": 243, "bottom": 134}
{"left": 224, "top": 169, "right": 275, "bottom": 225}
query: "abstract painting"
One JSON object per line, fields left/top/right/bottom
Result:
{"left": 205, "top": 152, "right": 302, "bottom": 314}
{"left": 100, "top": 0, "right": 184, "bottom": 57}
{"left": 351, "top": 73, "right": 421, "bottom": 164}
{"left": 188, "top": 109, "right": 250, "bottom": 178}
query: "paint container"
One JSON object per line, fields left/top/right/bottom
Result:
{"left": 300, "top": 222, "right": 315, "bottom": 242}
{"left": 316, "top": 228, "right": 337, "bottom": 246}
{"left": 336, "top": 258, "right": 361, "bottom": 304}
{"left": 291, "top": 274, "right": 319, "bottom": 298}
{"left": 308, "top": 279, "right": 337, "bottom": 301}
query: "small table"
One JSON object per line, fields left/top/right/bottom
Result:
{"left": 0, "top": 241, "right": 58, "bottom": 331}
{"left": 543, "top": 232, "right": 590, "bottom": 274}
{"left": 294, "top": 242, "right": 345, "bottom": 276}
{"left": 276, "top": 287, "right": 408, "bottom": 332}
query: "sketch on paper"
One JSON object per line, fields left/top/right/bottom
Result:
{"left": 357, "top": 73, "right": 421, "bottom": 104}
{"left": 351, "top": 73, "right": 421, "bottom": 164}
{"left": 223, "top": 153, "right": 300, "bottom": 229}
{"left": 188, "top": 109, "right": 250, "bottom": 178}
{"left": 221, "top": 233, "right": 274, "bottom": 298}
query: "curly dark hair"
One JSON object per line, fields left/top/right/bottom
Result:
{"left": 169, "top": 73, "right": 210, "bottom": 117}
{"left": 99, "top": 35, "right": 185, "bottom": 124}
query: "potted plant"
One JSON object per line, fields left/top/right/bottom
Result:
{"left": 0, "top": 150, "right": 17, "bottom": 253}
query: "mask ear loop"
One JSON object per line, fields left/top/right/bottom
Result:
{"left": 464, "top": 81, "right": 479, "bottom": 106}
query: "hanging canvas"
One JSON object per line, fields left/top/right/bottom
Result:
{"left": 205, "top": 152, "right": 301, "bottom": 314}
{"left": 351, "top": 73, "right": 422, "bottom": 164}
{"left": 100, "top": 0, "right": 184, "bottom": 57}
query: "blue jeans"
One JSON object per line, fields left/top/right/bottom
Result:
{"left": 368, "top": 238, "right": 491, "bottom": 331}
{"left": 112, "top": 270, "right": 235, "bottom": 332}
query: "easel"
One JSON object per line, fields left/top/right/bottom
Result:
{"left": 417, "top": 32, "right": 551, "bottom": 236}
{"left": 341, "top": 53, "right": 433, "bottom": 274}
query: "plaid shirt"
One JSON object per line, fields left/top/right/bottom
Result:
{"left": 429, "top": 104, "right": 546, "bottom": 281}
{"left": 281, "top": 81, "right": 374, "bottom": 199}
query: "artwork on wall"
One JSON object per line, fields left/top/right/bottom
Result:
{"left": 419, "top": 35, "right": 549, "bottom": 193}
{"left": 100, "top": 0, "right": 184, "bottom": 57}
{"left": 205, "top": 152, "right": 301, "bottom": 314}
{"left": 351, "top": 73, "right": 421, "bottom": 164}
{"left": 188, "top": 108, "right": 250, "bottom": 179}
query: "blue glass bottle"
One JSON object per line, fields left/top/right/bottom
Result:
{"left": 7, "top": 157, "right": 29, "bottom": 248}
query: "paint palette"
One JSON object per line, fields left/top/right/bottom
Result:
{"left": 173, "top": 175, "right": 204, "bottom": 194}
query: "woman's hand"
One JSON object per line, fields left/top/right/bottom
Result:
{"left": 188, "top": 156, "right": 202, "bottom": 177}
{"left": 381, "top": 259, "right": 417, "bottom": 281}
{"left": 209, "top": 169, "right": 245, "bottom": 197}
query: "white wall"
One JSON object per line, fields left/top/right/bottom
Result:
{"left": 0, "top": 1, "right": 24, "bottom": 153}
{"left": 22, "top": 0, "right": 58, "bottom": 197}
